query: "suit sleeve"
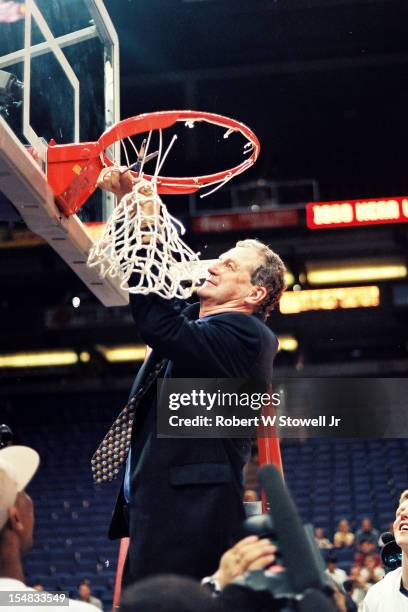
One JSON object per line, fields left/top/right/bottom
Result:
{"left": 129, "top": 294, "right": 267, "bottom": 376}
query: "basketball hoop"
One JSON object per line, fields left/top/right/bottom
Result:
{"left": 47, "top": 110, "right": 260, "bottom": 216}
{"left": 48, "top": 110, "right": 260, "bottom": 300}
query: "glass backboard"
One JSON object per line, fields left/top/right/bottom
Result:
{"left": 0, "top": 0, "right": 119, "bottom": 223}
{"left": 0, "top": 0, "right": 125, "bottom": 306}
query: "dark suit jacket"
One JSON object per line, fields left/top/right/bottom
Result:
{"left": 109, "top": 294, "right": 278, "bottom": 583}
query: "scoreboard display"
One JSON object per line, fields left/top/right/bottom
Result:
{"left": 306, "top": 197, "right": 408, "bottom": 229}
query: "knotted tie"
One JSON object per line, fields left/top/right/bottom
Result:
{"left": 91, "top": 358, "right": 167, "bottom": 484}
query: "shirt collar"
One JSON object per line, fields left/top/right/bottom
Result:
{"left": 181, "top": 301, "right": 264, "bottom": 322}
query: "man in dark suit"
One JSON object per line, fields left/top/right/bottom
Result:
{"left": 97, "top": 171, "right": 286, "bottom": 585}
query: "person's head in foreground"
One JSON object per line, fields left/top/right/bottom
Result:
{"left": 197, "top": 239, "right": 286, "bottom": 320}
{"left": 0, "top": 445, "right": 39, "bottom": 582}
{"left": 394, "top": 489, "right": 408, "bottom": 559}
{"left": 120, "top": 536, "right": 276, "bottom": 611}
{"left": 360, "top": 489, "right": 408, "bottom": 611}
{"left": 120, "top": 575, "right": 220, "bottom": 612}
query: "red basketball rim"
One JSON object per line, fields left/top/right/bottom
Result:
{"left": 47, "top": 110, "right": 260, "bottom": 216}
{"left": 98, "top": 110, "right": 261, "bottom": 195}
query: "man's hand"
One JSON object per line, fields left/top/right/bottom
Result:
{"left": 97, "top": 166, "right": 135, "bottom": 200}
{"left": 212, "top": 535, "right": 277, "bottom": 589}
{"left": 96, "top": 168, "right": 160, "bottom": 218}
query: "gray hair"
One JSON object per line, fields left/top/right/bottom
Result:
{"left": 236, "top": 239, "right": 286, "bottom": 320}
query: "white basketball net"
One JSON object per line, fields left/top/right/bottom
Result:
{"left": 87, "top": 118, "right": 256, "bottom": 299}
{"left": 87, "top": 176, "right": 201, "bottom": 299}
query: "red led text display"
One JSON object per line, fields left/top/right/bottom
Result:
{"left": 306, "top": 197, "right": 408, "bottom": 229}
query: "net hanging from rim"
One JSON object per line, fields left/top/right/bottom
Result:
{"left": 87, "top": 111, "right": 260, "bottom": 299}
{"left": 88, "top": 178, "right": 201, "bottom": 299}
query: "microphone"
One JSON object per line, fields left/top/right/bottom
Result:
{"left": 258, "top": 465, "right": 330, "bottom": 597}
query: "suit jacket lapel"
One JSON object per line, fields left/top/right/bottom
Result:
{"left": 128, "top": 349, "right": 163, "bottom": 398}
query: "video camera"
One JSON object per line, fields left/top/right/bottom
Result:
{"left": 380, "top": 531, "right": 402, "bottom": 572}
{"left": 223, "top": 465, "right": 337, "bottom": 611}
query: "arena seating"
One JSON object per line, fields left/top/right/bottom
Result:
{"left": 283, "top": 438, "right": 406, "bottom": 530}
{"left": 15, "top": 395, "right": 124, "bottom": 609}
{"left": 10, "top": 394, "right": 407, "bottom": 608}
{"left": 282, "top": 438, "right": 407, "bottom": 569}
{"left": 24, "top": 432, "right": 119, "bottom": 606}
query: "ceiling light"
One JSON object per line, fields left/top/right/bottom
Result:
{"left": 277, "top": 335, "right": 298, "bottom": 352}
{"left": 284, "top": 271, "right": 294, "bottom": 287}
{"left": 0, "top": 350, "right": 79, "bottom": 368}
{"left": 97, "top": 345, "right": 146, "bottom": 363}
{"left": 306, "top": 259, "right": 407, "bottom": 285}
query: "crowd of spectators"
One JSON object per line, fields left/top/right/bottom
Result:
{"left": 0, "top": 442, "right": 362, "bottom": 612}
{"left": 0, "top": 433, "right": 400, "bottom": 612}
{"left": 316, "top": 518, "right": 388, "bottom": 610}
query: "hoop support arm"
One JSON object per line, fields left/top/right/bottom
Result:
{"left": 47, "top": 140, "right": 103, "bottom": 215}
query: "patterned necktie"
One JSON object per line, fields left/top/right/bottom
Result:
{"left": 91, "top": 358, "right": 167, "bottom": 484}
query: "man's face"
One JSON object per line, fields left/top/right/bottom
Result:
{"left": 393, "top": 497, "right": 408, "bottom": 551}
{"left": 350, "top": 566, "right": 360, "bottom": 580}
{"left": 197, "top": 245, "right": 262, "bottom": 309}
{"left": 360, "top": 541, "right": 374, "bottom": 554}
{"left": 361, "top": 518, "right": 372, "bottom": 531}
{"left": 78, "top": 584, "right": 91, "bottom": 600}
{"left": 364, "top": 556, "right": 376, "bottom": 569}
